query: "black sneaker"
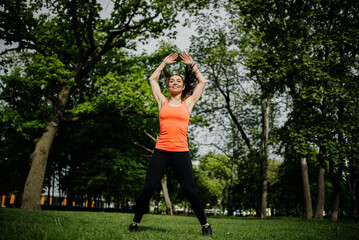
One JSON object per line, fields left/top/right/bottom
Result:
{"left": 202, "top": 225, "right": 212, "bottom": 236}
{"left": 128, "top": 222, "right": 139, "bottom": 232}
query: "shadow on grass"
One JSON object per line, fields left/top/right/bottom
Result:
{"left": 136, "top": 225, "right": 169, "bottom": 232}
{"left": 208, "top": 216, "right": 296, "bottom": 221}
{"left": 207, "top": 215, "right": 268, "bottom": 220}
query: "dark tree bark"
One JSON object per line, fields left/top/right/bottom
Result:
{"left": 259, "top": 95, "right": 271, "bottom": 218}
{"left": 21, "top": 86, "right": 70, "bottom": 210}
{"left": 348, "top": 163, "right": 359, "bottom": 218}
{"left": 300, "top": 156, "right": 312, "bottom": 219}
{"left": 161, "top": 173, "right": 173, "bottom": 215}
{"left": 227, "top": 122, "right": 239, "bottom": 216}
{"left": 330, "top": 166, "right": 341, "bottom": 221}
{"left": 227, "top": 155, "right": 236, "bottom": 216}
{"left": 314, "top": 165, "right": 326, "bottom": 219}
{"left": 330, "top": 102, "right": 345, "bottom": 221}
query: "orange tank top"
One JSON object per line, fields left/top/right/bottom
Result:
{"left": 155, "top": 100, "right": 190, "bottom": 152}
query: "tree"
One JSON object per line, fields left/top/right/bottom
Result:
{"left": 227, "top": 0, "right": 359, "bottom": 220}
{"left": 278, "top": 0, "right": 359, "bottom": 220}
{"left": 189, "top": 5, "right": 286, "bottom": 217}
{"left": 0, "top": 0, "right": 179, "bottom": 210}
{"left": 195, "top": 153, "right": 231, "bottom": 215}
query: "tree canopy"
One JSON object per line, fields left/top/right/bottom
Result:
{"left": 1, "top": 0, "right": 358, "bottom": 220}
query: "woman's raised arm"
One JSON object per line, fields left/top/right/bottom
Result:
{"left": 180, "top": 53, "right": 206, "bottom": 114}
{"left": 149, "top": 53, "right": 177, "bottom": 109}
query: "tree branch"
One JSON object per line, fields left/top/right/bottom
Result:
{"left": 212, "top": 68, "right": 253, "bottom": 153}
{"left": 124, "top": 0, "right": 142, "bottom": 29}
{"left": 212, "top": 68, "right": 229, "bottom": 102}
{"left": 226, "top": 103, "right": 253, "bottom": 153}
{"left": 75, "top": 1, "right": 167, "bottom": 83}
{"left": 115, "top": 104, "right": 133, "bottom": 116}
{"left": 53, "top": 45, "right": 77, "bottom": 68}
{"left": 131, "top": 139, "right": 154, "bottom": 154}
{"left": 0, "top": 42, "right": 38, "bottom": 56}
{"left": 112, "top": 1, "right": 167, "bottom": 35}
{"left": 235, "top": 74, "right": 253, "bottom": 100}
{"left": 61, "top": 116, "right": 80, "bottom": 122}
{"left": 202, "top": 143, "right": 232, "bottom": 158}
{"left": 0, "top": 46, "right": 22, "bottom": 56}
{"left": 221, "top": 65, "right": 231, "bottom": 101}
{"left": 194, "top": 106, "right": 225, "bottom": 115}
{"left": 0, "top": 92, "right": 33, "bottom": 100}
{"left": 144, "top": 130, "right": 158, "bottom": 143}
{"left": 87, "top": 0, "right": 97, "bottom": 49}
{"left": 70, "top": 1, "right": 85, "bottom": 58}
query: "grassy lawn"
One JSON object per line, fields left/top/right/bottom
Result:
{"left": 1, "top": 208, "right": 359, "bottom": 240}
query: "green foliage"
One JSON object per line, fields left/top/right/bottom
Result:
{"left": 26, "top": 55, "right": 73, "bottom": 87}
{"left": 72, "top": 70, "right": 151, "bottom": 115}
{"left": 0, "top": 0, "right": 186, "bottom": 204}
{"left": 189, "top": 13, "right": 263, "bottom": 156}
{"left": 195, "top": 153, "right": 231, "bottom": 207}
{"left": 186, "top": 0, "right": 359, "bottom": 217}
{"left": 0, "top": 53, "right": 72, "bottom": 139}
{"left": 231, "top": 154, "right": 258, "bottom": 210}
{"left": 1, "top": 0, "right": 358, "bottom": 217}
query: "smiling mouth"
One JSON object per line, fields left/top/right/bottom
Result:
{"left": 170, "top": 88, "right": 182, "bottom": 92}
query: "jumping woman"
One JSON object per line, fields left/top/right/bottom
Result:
{"left": 128, "top": 53, "right": 212, "bottom": 236}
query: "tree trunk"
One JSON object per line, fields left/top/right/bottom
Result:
{"left": 300, "top": 156, "right": 312, "bottom": 219}
{"left": 161, "top": 173, "right": 173, "bottom": 215}
{"left": 21, "top": 86, "right": 71, "bottom": 210}
{"left": 52, "top": 171, "right": 55, "bottom": 206}
{"left": 227, "top": 155, "right": 236, "bottom": 216}
{"left": 260, "top": 161, "right": 268, "bottom": 218}
{"left": 330, "top": 100, "right": 345, "bottom": 221}
{"left": 313, "top": 46, "right": 329, "bottom": 220}
{"left": 219, "top": 194, "right": 223, "bottom": 216}
{"left": 330, "top": 171, "right": 341, "bottom": 221}
{"left": 259, "top": 95, "right": 271, "bottom": 218}
{"left": 354, "top": 178, "right": 359, "bottom": 218}
{"left": 19, "top": 26, "right": 122, "bottom": 211}
{"left": 330, "top": 153, "right": 343, "bottom": 220}
{"left": 348, "top": 164, "right": 359, "bottom": 218}
{"left": 21, "top": 123, "right": 58, "bottom": 210}
{"left": 256, "top": 168, "right": 262, "bottom": 217}
{"left": 47, "top": 178, "right": 51, "bottom": 206}
{"left": 228, "top": 121, "right": 238, "bottom": 216}
{"left": 313, "top": 166, "right": 326, "bottom": 219}
{"left": 116, "top": 196, "right": 120, "bottom": 211}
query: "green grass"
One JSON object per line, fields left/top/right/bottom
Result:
{"left": 1, "top": 208, "right": 359, "bottom": 240}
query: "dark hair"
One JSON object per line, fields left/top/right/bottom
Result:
{"left": 163, "top": 65, "right": 196, "bottom": 99}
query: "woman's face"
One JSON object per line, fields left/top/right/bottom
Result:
{"left": 168, "top": 75, "right": 185, "bottom": 93}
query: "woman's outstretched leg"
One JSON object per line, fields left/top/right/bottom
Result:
{"left": 132, "top": 149, "right": 169, "bottom": 224}
{"left": 169, "top": 151, "right": 208, "bottom": 225}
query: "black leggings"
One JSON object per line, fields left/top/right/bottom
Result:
{"left": 133, "top": 148, "right": 207, "bottom": 225}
